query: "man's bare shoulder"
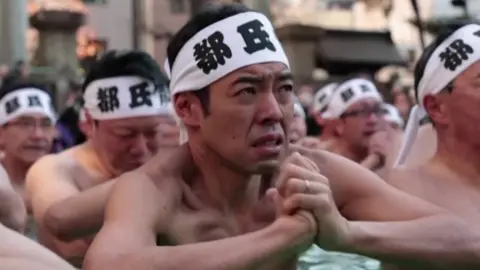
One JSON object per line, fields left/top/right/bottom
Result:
{"left": 25, "top": 146, "right": 84, "bottom": 192}
{"left": 28, "top": 146, "right": 81, "bottom": 175}
{"left": 387, "top": 167, "right": 430, "bottom": 196}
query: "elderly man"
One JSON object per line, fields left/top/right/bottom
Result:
{"left": 85, "top": 4, "right": 480, "bottom": 270}
{"left": 26, "top": 50, "right": 174, "bottom": 267}
{"left": 0, "top": 83, "right": 57, "bottom": 238}
{"left": 388, "top": 23, "right": 480, "bottom": 269}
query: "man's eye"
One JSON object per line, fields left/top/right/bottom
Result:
{"left": 279, "top": 85, "right": 293, "bottom": 92}
{"left": 237, "top": 88, "right": 256, "bottom": 96}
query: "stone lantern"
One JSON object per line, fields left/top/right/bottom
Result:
{"left": 28, "top": 0, "right": 86, "bottom": 110}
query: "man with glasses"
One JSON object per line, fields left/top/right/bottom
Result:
{"left": 0, "top": 83, "right": 57, "bottom": 237}
{"left": 322, "top": 77, "right": 390, "bottom": 171}
{"left": 25, "top": 50, "right": 173, "bottom": 267}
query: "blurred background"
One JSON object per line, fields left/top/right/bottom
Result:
{"left": 0, "top": 0, "right": 476, "bottom": 122}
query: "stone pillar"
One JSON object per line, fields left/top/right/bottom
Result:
{"left": 0, "top": 0, "right": 28, "bottom": 65}
{"left": 29, "top": 9, "right": 85, "bottom": 110}
{"left": 276, "top": 24, "right": 324, "bottom": 85}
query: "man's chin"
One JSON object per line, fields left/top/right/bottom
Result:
{"left": 22, "top": 152, "right": 48, "bottom": 164}
{"left": 252, "top": 160, "right": 281, "bottom": 174}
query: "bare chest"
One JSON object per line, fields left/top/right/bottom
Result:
{"left": 163, "top": 200, "right": 297, "bottom": 270}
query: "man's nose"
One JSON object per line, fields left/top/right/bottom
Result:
{"left": 30, "top": 125, "right": 49, "bottom": 139}
{"left": 365, "top": 111, "right": 381, "bottom": 125}
{"left": 129, "top": 134, "right": 150, "bottom": 155}
{"left": 256, "top": 92, "right": 283, "bottom": 125}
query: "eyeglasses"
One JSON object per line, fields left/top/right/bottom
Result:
{"left": 341, "top": 107, "right": 386, "bottom": 118}
{"left": 6, "top": 119, "right": 54, "bottom": 132}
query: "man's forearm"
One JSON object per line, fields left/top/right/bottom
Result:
{"left": 45, "top": 181, "right": 115, "bottom": 241}
{"left": 345, "top": 214, "right": 480, "bottom": 269}
{"left": 85, "top": 221, "right": 308, "bottom": 270}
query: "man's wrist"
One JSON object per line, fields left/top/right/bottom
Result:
{"left": 270, "top": 217, "right": 314, "bottom": 253}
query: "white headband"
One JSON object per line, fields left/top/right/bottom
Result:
{"left": 165, "top": 11, "right": 290, "bottom": 143}
{"left": 311, "top": 83, "right": 337, "bottom": 114}
{"left": 166, "top": 12, "right": 289, "bottom": 94}
{"left": 322, "top": 78, "right": 383, "bottom": 119}
{"left": 83, "top": 76, "right": 170, "bottom": 120}
{"left": 0, "top": 88, "right": 56, "bottom": 125}
{"left": 394, "top": 24, "right": 480, "bottom": 167}
{"left": 382, "top": 103, "right": 404, "bottom": 128}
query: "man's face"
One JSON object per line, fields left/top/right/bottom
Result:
{"left": 187, "top": 62, "right": 294, "bottom": 174}
{"left": 90, "top": 115, "right": 169, "bottom": 174}
{"left": 289, "top": 114, "right": 307, "bottom": 144}
{"left": 434, "top": 61, "right": 480, "bottom": 145}
{"left": 335, "top": 98, "right": 383, "bottom": 150}
{"left": 0, "top": 114, "right": 55, "bottom": 164}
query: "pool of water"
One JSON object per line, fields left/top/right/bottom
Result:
{"left": 297, "top": 245, "right": 380, "bottom": 270}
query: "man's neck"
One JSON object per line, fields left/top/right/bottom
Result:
{"left": 331, "top": 139, "right": 367, "bottom": 163}
{"left": 81, "top": 141, "right": 117, "bottom": 179}
{"left": 429, "top": 134, "right": 480, "bottom": 185}
{"left": 2, "top": 155, "right": 31, "bottom": 185}
{"left": 188, "top": 141, "right": 260, "bottom": 213}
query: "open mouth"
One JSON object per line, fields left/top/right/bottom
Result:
{"left": 363, "top": 130, "right": 375, "bottom": 137}
{"left": 251, "top": 134, "right": 283, "bottom": 148}
{"left": 24, "top": 145, "right": 48, "bottom": 151}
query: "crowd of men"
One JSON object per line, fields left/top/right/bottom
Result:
{"left": 1, "top": 2, "right": 480, "bottom": 270}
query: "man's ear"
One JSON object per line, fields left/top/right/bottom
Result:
{"left": 174, "top": 93, "right": 204, "bottom": 128}
{"left": 424, "top": 94, "right": 449, "bottom": 126}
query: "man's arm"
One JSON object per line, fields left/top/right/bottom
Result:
{"left": 0, "top": 164, "right": 26, "bottom": 232}
{"left": 84, "top": 172, "right": 312, "bottom": 270}
{"left": 298, "top": 147, "right": 480, "bottom": 269}
{"left": 26, "top": 155, "right": 92, "bottom": 263}
{"left": 43, "top": 180, "right": 115, "bottom": 241}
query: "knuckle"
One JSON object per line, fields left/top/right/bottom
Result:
{"left": 316, "top": 194, "right": 334, "bottom": 213}
{"left": 283, "top": 163, "right": 298, "bottom": 175}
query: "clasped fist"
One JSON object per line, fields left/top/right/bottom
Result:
{"left": 272, "top": 151, "right": 351, "bottom": 251}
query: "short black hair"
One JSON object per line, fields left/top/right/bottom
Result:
{"left": 82, "top": 50, "right": 168, "bottom": 94}
{"left": 413, "top": 25, "right": 467, "bottom": 100}
{"left": 166, "top": 3, "right": 251, "bottom": 114}
{"left": 0, "top": 82, "right": 52, "bottom": 101}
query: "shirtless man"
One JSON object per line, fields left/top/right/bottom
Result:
{"left": 321, "top": 77, "right": 389, "bottom": 171}
{"left": 85, "top": 4, "right": 480, "bottom": 270}
{"left": 388, "top": 23, "right": 480, "bottom": 269}
{"left": 25, "top": 50, "right": 172, "bottom": 267}
{"left": 0, "top": 151, "right": 71, "bottom": 269}
{"left": 298, "top": 83, "right": 337, "bottom": 149}
{"left": 0, "top": 83, "right": 57, "bottom": 237}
